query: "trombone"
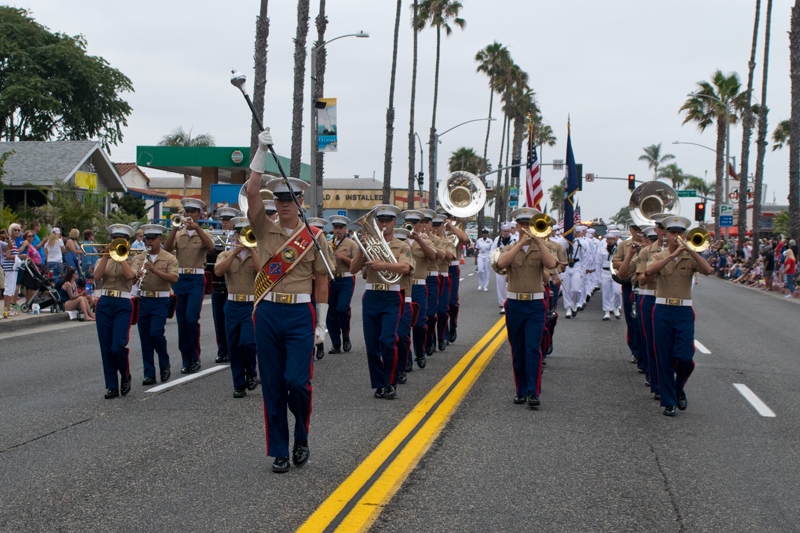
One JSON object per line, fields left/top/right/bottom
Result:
{"left": 520, "top": 213, "right": 552, "bottom": 239}
{"left": 80, "top": 238, "right": 143, "bottom": 262}
{"left": 678, "top": 227, "right": 711, "bottom": 253}
{"left": 218, "top": 226, "right": 258, "bottom": 249}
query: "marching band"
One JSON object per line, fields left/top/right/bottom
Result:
{"left": 90, "top": 129, "right": 714, "bottom": 473}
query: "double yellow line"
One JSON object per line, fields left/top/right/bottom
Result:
{"left": 297, "top": 318, "right": 508, "bottom": 533}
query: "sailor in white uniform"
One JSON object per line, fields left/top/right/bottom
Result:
{"left": 562, "top": 226, "right": 586, "bottom": 318}
{"left": 598, "top": 230, "right": 623, "bottom": 320}
{"left": 474, "top": 229, "right": 493, "bottom": 291}
{"left": 492, "top": 223, "right": 515, "bottom": 313}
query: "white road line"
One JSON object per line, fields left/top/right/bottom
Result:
{"left": 146, "top": 365, "right": 229, "bottom": 393}
{"left": 468, "top": 273, "right": 474, "bottom": 276}
{"left": 460, "top": 277, "right": 464, "bottom": 281}
{"left": 733, "top": 384, "right": 776, "bottom": 417}
{"left": 694, "top": 340, "right": 711, "bottom": 354}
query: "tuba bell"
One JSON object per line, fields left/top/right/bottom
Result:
{"left": 628, "top": 181, "right": 681, "bottom": 227}
{"left": 237, "top": 177, "right": 276, "bottom": 217}
{"left": 352, "top": 208, "right": 402, "bottom": 285}
{"left": 437, "top": 171, "right": 487, "bottom": 219}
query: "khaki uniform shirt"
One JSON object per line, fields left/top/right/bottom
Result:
{"left": 217, "top": 249, "right": 258, "bottom": 295}
{"left": 647, "top": 249, "right": 699, "bottom": 300}
{"left": 331, "top": 237, "right": 358, "bottom": 275}
{"left": 501, "top": 243, "right": 545, "bottom": 294}
{"left": 611, "top": 239, "right": 636, "bottom": 281}
{"left": 249, "top": 207, "right": 330, "bottom": 294}
{"left": 434, "top": 234, "right": 455, "bottom": 273}
{"left": 174, "top": 228, "right": 208, "bottom": 270}
{"left": 135, "top": 249, "right": 179, "bottom": 293}
{"left": 545, "top": 240, "right": 567, "bottom": 276}
{"left": 634, "top": 241, "right": 662, "bottom": 292}
{"left": 363, "top": 237, "right": 415, "bottom": 286}
{"left": 409, "top": 237, "right": 436, "bottom": 280}
{"left": 98, "top": 257, "right": 137, "bottom": 293}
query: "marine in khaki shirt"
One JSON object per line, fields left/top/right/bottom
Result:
{"left": 409, "top": 232, "right": 437, "bottom": 280}
{"left": 96, "top": 253, "right": 138, "bottom": 293}
{"left": 215, "top": 247, "right": 258, "bottom": 296}
{"left": 544, "top": 239, "right": 568, "bottom": 277}
{"left": 330, "top": 234, "right": 359, "bottom": 276}
{"left": 135, "top": 248, "right": 180, "bottom": 295}
{"left": 633, "top": 240, "right": 661, "bottom": 292}
{"left": 611, "top": 237, "right": 639, "bottom": 283}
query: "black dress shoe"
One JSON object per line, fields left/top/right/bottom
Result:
{"left": 247, "top": 377, "right": 259, "bottom": 391}
{"left": 120, "top": 378, "right": 131, "bottom": 396}
{"left": 663, "top": 406, "right": 676, "bottom": 417}
{"left": 426, "top": 344, "right": 434, "bottom": 356}
{"left": 653, "top": 393, "right": 660, "bottom": 401}
{"left": 384, "top": 384, "right": 397, "bottom": 399}
{"left": 374, "top": 387, "right": 385, "bottom": 399}
{"left": 160, "top": 367, "right": 171, "bottom": 382}
{"left": 328, "top": 345, "right": 342, "bottom": 354}
{"left": 315, "top": 343, "right": 325, "bottom": 360}
{"left": 405, "top": 362, "right": 413, "bottom": 373}
{"left": 104, "top": 389, "right": 119, "bottom": 399}
{"left": 416, "top": 356, "right": 426, "bottom": 369}
{"left": 233, "top": 387, "right": 247, "bottom": 398}
{"left": 438, "top": 340, "right": 446, "bottom": 351}
{"left": 180, "top": 366, "right": 190, "bottom": 375}
{"left": 190, "top": 361, "right": 201, "bottom": 373}
{"left": 343, "top": 338, "right": 352, "bottom": 352}
{"left": 644, "top": 380, "right": 651, "bottom": 387}
{"left": 272, "top": 456, "right": 290, "bottom": 473}
{"left": 546, "top": 343, "right": 553, "bottom": 355}
{"left": 527, "top": 394, "right": 541, "bottom": 407}
{"left": 398, "top": 371, "right": 407, "bottom": 385}
{"left": 637, "top": 368, "right": 645, "bottom": 374}
{"left": 449, "top": 327, "right": 457, "bottom": 343}
{"left": 215, "top": 354, "right": 229, "bottom": 364}
{"left": 677, "top": 390, "right": 688, "bottom": 410}
{"left": 542, "top": 359, "right": 547, "bottom": 366}
{"left": 142, "top": 376, "right": 156, "bottom": 386}
{"left": 292, "top": 441, "right": 310, "bottom": 467}
{"left": 513, "top": 395, "right": 527, "bottom": 404}
{"left": 630, "top": 355, "right": 637, "bottom": 364}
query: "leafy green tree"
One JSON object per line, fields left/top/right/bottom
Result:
{"left": 111, "top": 194, "right": 146, "bottom": 219}
{"left": 638, "top": 143, "right": 675, "bottom": 181}
{"left": 448, "top": 147, "right": 490, "bottom": 175}
{"left": 609, "top": 206, "right": 630, "bottom": 226}
{"left": 772, "top": 119, "right": 790, "bottom": 151}
{"left": 475, "top": 41, "right": 511, "bottom": 175}
{"left": 686, "top": 176, "right": 715, "bottom": 198}
{"left": 657, "top": 163, "right": 687, "bottom": 190}
{"left": 548, "top": 182, "right": 565, "bottom": 221}
{"left": 28, "top": 182, "right": 109, "bottom": 239}
{"left": 0, "top": 7, "right": 133, "bottom": 149}
{"left": 0, "top": 150, "right": 14, "bottom": 191}
{"left": 158, "top": 127, "right": 215, "bottom": 199}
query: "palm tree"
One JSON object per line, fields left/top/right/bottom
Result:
{"left": 158, "top": 127, "right": 216, "bottom": 199}
{"left": 772, "top": 119, "right": 790, "bottom": 150}
{"left": 548, "top": 182, "right": 564, "bottom": 221}
{"left": 407, "top": 0, "right": 420, "bottom": 209}
{"left": 638, "top": 143, "right": 675, "bottom": 181}
{"left": 686, "top": 176, "right": 715, "bottom": 198}
{"left": 609, "top": 207, "right": 630, "bottom": 226}
{"left": 250, "top": 0, "right": 270, "bottom": 163}
{"left": 657, "top": 163, "right": 687, "bottom": 190}
{"left": 312, "top": 0, "right": 328, "bottom": 216}
{"left": 417, "top": 0, "right": 466, "bottom": 210}
{"left": 475, "top": 42, "right": 510, "bottom": 175}
{"left": 448, "top": 147, "right": 489, "bottom": 174}
{"left": 680, "top": 70, "right": 742, "bottom": 232}
{"left": 289, "top": 0, "right": 311, "bottom": 179}
{"left": 508, "top": 84, "right": 537, "bottom": 216}
{"left": 753, "top": 0, "right": 774, "bottom": 242}
{"left": 382, "top": 0, "right": 403, "bottom": 206}
{"left": 534, "top": 119, "right": 556, "bottom": 188}
{"left": 790, "top": 1, "right": 800, "bottom": 240}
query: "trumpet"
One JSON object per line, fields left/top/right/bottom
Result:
{"left": 678, "top": 227, "right": 711, "bottom": 253}
{"left": 171, "top": 215, "right": 192, "bottom": 229}
{"left": 80, "top": 238, "right": 143, "bottom": 262}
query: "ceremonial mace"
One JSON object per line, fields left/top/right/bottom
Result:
{"left": 230, "top": 70, "right": 333, "bottom": 279}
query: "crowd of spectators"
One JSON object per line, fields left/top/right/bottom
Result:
{"left": 705, "top": 236, "right": 800, "bottom": 298}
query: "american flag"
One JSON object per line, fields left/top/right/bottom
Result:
{"left": 525, "top": 133, "right": 543, "bottom": 210}
{"left": 573, "top": 205, "right": 581, "bottom": 224}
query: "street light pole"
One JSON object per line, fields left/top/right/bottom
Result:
{"left": 415, "top": 132, "right": 424, "bottom": 205}
{"left": 309, "top": 31, "right": 369, "bottom": 216}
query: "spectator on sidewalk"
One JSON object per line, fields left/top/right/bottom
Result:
{"left": 783, "top": 250, "right": 796, "bottom": 298}
{"left": 3, "top": 225, "right": 27, "bottom": 317}
{"left": 131, "top": 230, "right": 146, "bottom": 251}
{"left": 64, "top": 229, "right": 82, "bottom": 272}
{"left": 43, "top": 228, "right": 66, "bottom": 282}
{"left": 81, "top": 230, "right": 98, "bottom": 276}
{"left": 762, "top": 244, "right": 775, "bottom": 291}
{"left": 60, "top": 266, "right": 95, "bottom": 320}
{"left": 18, "top": 230, "right": 42, "bottom": 305}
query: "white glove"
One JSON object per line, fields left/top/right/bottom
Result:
{"left": 315, "top": 303, "right": 328, "bottom": 344}
{"left": 249, "top": 129, "right": 274, "bottom": 173}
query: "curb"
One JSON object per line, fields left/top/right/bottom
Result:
{"left": 0, "top": 312, "right": 72, "bottom": 333}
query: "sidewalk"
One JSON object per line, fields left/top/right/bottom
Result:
{"left": 707, "top": 275, "right": 800, "bottom": 304}
{"left": 0, "top": 309, "right": 72, "bottom": 333}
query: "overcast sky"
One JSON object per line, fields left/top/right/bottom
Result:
{"left": 14, "top": 0, "right": 797, "bottom": 221}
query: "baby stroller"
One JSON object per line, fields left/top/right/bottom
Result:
{"left": 18, "top": 259, "right": 62, "bottom": 313}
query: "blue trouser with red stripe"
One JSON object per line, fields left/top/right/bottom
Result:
{"left": 362, "top": 290, "right": 402, "bottom": 388}
{"left": 437, "top": 274, "right": 451, "bottom": 342}
{"left": 255, "top": 300, "right": 315, "bottom": 458}
{"left": 425, "top": 275, "right": 439, "bottom": 351}
{"left": 96, "top": 296, "right": 133, "bottom": 390}
{"left": 211, "top": 291, "right": 228, "bottom": 358}
{"left": 395, "top": 299, "right": 413, "bottom": 381}
{"left": 174, "top": 274, "right": 205, "bottom": 369}
{"left": 225, "top": 300, "right": 257, "bottom": 390}
{"left": 653, "top": 304, "right": 695, "bottom": 408}
{"left": 622, "top": 285, "right": 638, "bottom": 358}
{"left": 447, "top": 264, "right": 460, "bottom": 334}
{"left": 505, "top": 298, "right": 545, "bottom": 397}
{"left": 137, "top": 296, "right": 170, "bottom": 379}
{"left": 411, "top": 284, "right": 428, "bottom": 363}
{"left": 640, "top": 295, "right": 659, "bottom": 394}
{"left": 326, "top": 276, "right": 355, "bottom": 347}
{"left": 634, "top": 294, "right": 648, "bottom": 376}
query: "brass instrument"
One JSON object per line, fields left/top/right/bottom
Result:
{"left": 353, "top": 208, "right": 402, "bottom": 284}
{"left": 526, "top": 213, "right": 553, "bottom": 239}
{"left": 678, "top": 227, "right": 711, "bottom": 253}
{"left": 402, "top": 222, "right": 415, "bottom": 232}
{"left": 80, "top": 238, "right": 142, "bottom": 262}
{"left": 437, "top": 171, "right": 487, "bottom": 218}
{"left": 237, "top": 178, "right": 276, "bottom": 216}
{"left": 238, "top": 226, "right": 258, "bottom": 249}
{"left": 171, "top": 215, "right": 192, "bottom": 229}
{"left": 490, "top": 247, "right": 506, "bottom": 275}
{"left": 628, "top": 181, "right": 681, "bottom": 227}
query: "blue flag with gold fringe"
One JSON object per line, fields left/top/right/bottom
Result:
{"left": 563, "top": 124, "right": 578, "bottom": 244}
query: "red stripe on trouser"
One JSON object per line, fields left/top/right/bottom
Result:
{"left": 389, "top": 293, "right": 402, "bottom": 384}
{"left": 504, "top": 300, "right": 518, "bottom": 393}
{"left": 306, "top": 302, "right": 315, "bottom": 433}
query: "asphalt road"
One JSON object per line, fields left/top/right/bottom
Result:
{"left": 1, "top": 269, "right": 798, "bottom": 532}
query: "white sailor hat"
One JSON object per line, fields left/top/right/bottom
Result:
{"left": 501, "top": 222, "right": 513, "bottom": 231}
{"left": 606, "top": 230, "right": 620, "bottom": 238}
{"left": 307, "top": 217, "right": 328, "bottom": 229}
{"left": 643, "top": 226, "right": 658, "bottom": 238}
{"left": 587, "top": 228, "right": 596, "bottom": 234}
{"left": 231, "top": 216, "right": 249, "bottom": 229}
{"left": 328, "top": 214, "right": 350, "bottom": 226}
{"left": 140, "top": 224, "right": 167, "bottom": 237}
{"left": 510, "top": 207, "right": 540, "bottom": 221}
{"left": 400, "top": 210, "right": 424, "bottom": 222}
{"left": 181, "top": 198, "right": 206, "bottom": 211}
{"left": 607, "top": 224, "right": 618, "bottom": 231}
{"left": 432, "top": 214, "right": 446, "bottom": 224}
{"left": 107, "top": 224, "right": 135, "bottom": 238}
{"left": 664, "top": 216, "right": 692, "bottom": 232}
{"left": 264, "top": 200, "right": 277, "bottom": 213}
{"left": 650, "top": 213, "right": 668, "bottom": 227}
{"left": 374, "top": 204, "right": 401, "bottom": 219}
{"left": 575, "top": 225, "right": 586, "bottom": 231}
{"left": 264, "top": 177, "right": 309, "bottom": 199}
{"left": 393, "top": 228, "right": 411, "bottom": 240}
{"left": 510, "top": 221, "right": 518, "bottom": 227}
{"left": 421, "top": 209, "right": 436, "bottom": 220}
{"left": 217, "top": 207, "right": 241, "bottom": 219}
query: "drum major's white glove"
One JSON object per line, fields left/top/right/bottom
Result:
{"left": 315, "top": 303, "right": 328, "bottom": 345}
{"left": 249, "top": 129, "right": 274, "bottom": 174}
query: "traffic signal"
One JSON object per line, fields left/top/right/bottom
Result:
{"left": 627, "top": 174, "right": 636, "bottom": 190}
{"left": 576, "top": 164, "right": 583, "bottom": 191}
{"left": 694, "top": 202, "right": 706, "bottom": 222}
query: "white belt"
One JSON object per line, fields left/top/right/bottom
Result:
{"left": 639, "top": 289, "right": 656, "bottom": 296}
{"left": 507, "top": 292, "right": 545, "bottom": 301}
{"left": 440, "top": 273, "right": 449, "bottom": 277}
{"left": 655, "top": 297, "right": 692, "bottom": 306}
{"left": 138, "top": 290, "right": 171, "bottom": 298}
{"left": 264, "top": 292, "right": 312, "bottom": 304}
{"left": 450, "top": 261, "right": 460, "bottom": 266}
{"left": 405, "top": 297, "right": 412, "bottom": 303}
{"left": 333, "top": 272, "right": 353, "bottom": 278}
{"left": 413, "top": 279, "right": 427, "bottom": 285}
{"left": 428, "top": 271, "right": 439, "bottom": 276}
{"left": 365, "top": 283, "right": 401, "bottom": 292}
{"left": 179, "top": 268, "right": 205, "bottom": 275}
{"left": 228, "top": 293, "right": 255, "bottom": 302}
{"left": 99, "top": 289, "right": 132, "bottom": 299}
